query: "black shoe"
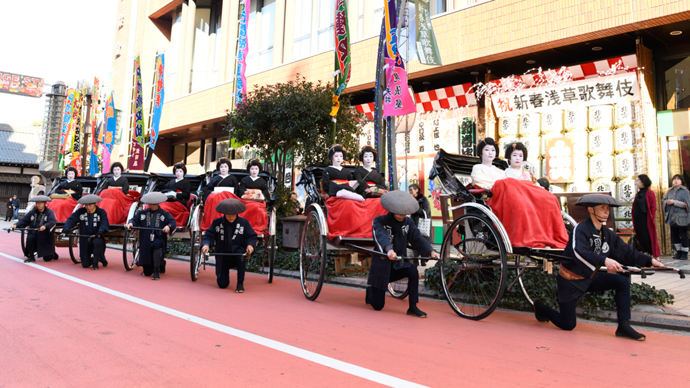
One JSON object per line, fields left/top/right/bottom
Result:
{"left": 53, "top": 254, "right": 58, "bottom": 261}
{"left": 235, "top": 282, "right": 245, "bottom": 293}
{"left": 616, "top": 320, "right": 646, "bottom": 341}
{"left": 100, "top": 258, "right": 108, "bottom": 267}
{"left": 533, "top": 299, "right": 550, "bottom": 322}
{"left": 407, "top": 306, "right": 428, "bottom": 318}
{"left": 365, "top": 286, "right": 372, "bottom": 305}
{"left": 680, "top": 252, "right": 688, "bottom": 260}
{"left": 24, "top": 257, "right": 35, "bottom": 263}
{"left": 160, "top": 259, "right": 166, "bottom": 274}
{"left": 673, "top": 251, "right": 682, "bottom": 259}
{"left": 152, "top": 270, "right": 160, "bottom": 280}
{"left": 92, "top": 263, "right": 99, "bottom": 270}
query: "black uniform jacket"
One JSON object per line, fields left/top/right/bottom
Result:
{"left": 16, "top": 208, "right": 57, "bottom": 257}
{"left": 202, "top": 216, "right": 258, "bottom": 254}
{"left": 56, "top": 180, "right": 83, "bottom": 200}
{"left": 237, "top": 176, "right": 270, "bottom": 201}
{"left": 203, "top": 174, "right": 238, "bottom": 202}
{"left": 104, "top": 176, "right": 129, "bottom": 195}
{"left": 128, "top": 208, "right": 176, "bottom": 265}
{"left": 561, "top": 217, "right": 652, "bottom": 300}
{"left": 353, "top": 167, "right": 387, "bottom": 196}
{"left": 162, "top": 178, "right": 191, "bottom": 205}
{"left": 322, "top": 166, "right": 354, "bottom": 196}
{"left": 63, "top": 207, "right": 110, "bottom": 259}
{"left": 368, "top": 213, "right": 433, "bottom": 289}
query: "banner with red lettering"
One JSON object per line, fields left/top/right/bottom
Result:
{"left": 0, "top": 71, "right": 44, "bottom": 98}
{"left": 382, "top": 0, "right": 416, "bottom": 117}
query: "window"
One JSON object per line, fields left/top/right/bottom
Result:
{"left": 358, "top": 0, "right": 363, "bottom": 39}
{"left": 316, "top": 0, "right": 334, "bottom": 52}
{"left": 374, "top": 6, "right": 384, "bottom": 30}
{"left": 432, "top": 0, "right": 447, "bottom": 15}
{"left": 172, "top": 143, "right": 186, "bottom": 165}
{"left": 293, "top": 0, "right": 313, "bottom": 60}
{"left": 664, "top": 56, "right": 690, "bottom": 110}
{"left": 247, "top": 0, "right": 276, "bottom": 74}
{"left": 166, "top": 7, "right": 183, "bottom": 98}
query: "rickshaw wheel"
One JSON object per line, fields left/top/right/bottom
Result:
{"left": 440, "top": 212, "right": 508, "bottom": 320}
{"left": 190, "top": 231, "right": 203, "bottom": 281}
{"left": 67, "top": 232, "right": 81, "bottom": 264}
{"left": 387, "top": 279, "right": 410, "bottom": 299}
{"left": 299, "top": 209, "right": 326, "bottom": 301}
{"left": 123, "top": 229, "right": 139, "bottom": 271}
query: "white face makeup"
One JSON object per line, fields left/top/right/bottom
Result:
{"left": 509, "top": 150, "right": 524, "bottom": 168}
{"left": 332, "top": 152, "right": 344, "bottom": 167}
{"left": 219, "top": 164, "right": 229, "bottom": 175}
{"left": 482, "top": 145, "right": 496, "bottom": 165}
{"left": 113, "top": 167, "right": 122, "bottom": 177}
{"left": 249, "top": 165, "right": 260, "bottom": 177}
{"left": 362, "top": 152, "right": 375, "bottom": 169}
{"left": 175, "top": 169, "right": 185, "bottom": 179}
{"left": 67, "top": 171, "right": 76, "bottom": 180}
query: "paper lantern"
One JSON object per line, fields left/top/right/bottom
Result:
{"left": 617, "top": 206, "right": 633, "bottom": 219}
{"left": 588, "top": 105, "right": 614, "bottom": 130}
{"left": 567, "top": 181, "right": 590, "bottom": 193}
{"left": 617, "top": 221, "right": 633, "bottom": 231}
{"left": 498, "top": 116, "right": 519, "bottom": 137}
{"left": 614, "top": 125, "right": 636, "bottom": 152}
{"left": 589, "top": 154, "right": 614, "bottom": 179}
{"left": 588, "top": 129, "right": 614, "bottom": 155}
{"left": 520, "top": 136, "right": 541, "bottom": 159}
{"left": 519, "top": 113, "right": 540, "bottom": 137}
{"left": 541, "top": 111, "right": 563, "bottom": 134}
{"left": 565, "top": 132, "right": 588, "bottom": 156}
{"left": 564, "top": 107, "right": 588, "bottom": 131}
{"left": 549, "top": 183, "right": 565, "bottom": 194}
{"left": 524, "top": 158, "right": 540, "bottom": 178}
{"left": 573, "top": 156, "right": 589, "bottom": 181}
{"left": 615, "top": 151, "right": 639, "bottom": 178}
{"left": 591, "top": 179, "right": 616, "bottom": 195}
{"left": 615, "top": 102, "right": 634, "bottom": 127}
{"left": 498, "top": 136, "right": 519, "bottom": 158}
{"left": 617, "top": 179, "right": 637, "bottom": 203}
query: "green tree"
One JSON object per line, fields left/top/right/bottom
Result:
{"left": 226, "top": 75, "right": 363, "bottom": 183}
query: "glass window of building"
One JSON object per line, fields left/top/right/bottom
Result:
{"left": 293, "top": 0, "right": 313, "bottom": 61}
{"left": 190, "top": 0, "right": 223, "bottom": 93}
{"left": 664, "top": 55, "right": 690, "bottom": 110}
{"left": 166, "top": 7, "right": 183, "bottom": 99}
{"left": 316, "top": 0, "right": 334, "bottom": 53}
{"left": 432, "top": 0, "right": 447, "bottom": 15}
{"left": 247, "top": 0, "right": 275, "bottom": 74}
{"left": 172, "top": 143, "right": 186, "bottom": 165}
{"left": 358, "top": 0, "right": 364, "bottom": 39}
{"left": 216, "top": 138, "right": 230, "bottom": 161}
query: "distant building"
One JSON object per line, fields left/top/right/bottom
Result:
{"left": 0, "top": 124, "right": 42, "bottom": 218}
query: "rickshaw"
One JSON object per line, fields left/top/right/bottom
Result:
{"left": 121, "top": 172, "right": 206, "bottom": 271}
{"left": 188, "top": 168, "right": 277, "bottom": 283}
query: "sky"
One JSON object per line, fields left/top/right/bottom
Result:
{"left": 0, "top": 0, "right": 118, "bottom": 127}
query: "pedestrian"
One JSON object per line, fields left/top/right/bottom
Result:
{"left": 533, "top": 194, "right": 664, "bottom": 340}
{"left": 9, "top": 195, "right": 58, "bottom": 263}
{"left": 62, "top": 195, "right": 110, "bottom": 270}
{"left": 662, "top": 174, "right": 690, "bottom": 259}
{"left": 5, "top": 196, "right": 13, "bottom": 221}
{"left": 201, "top": 198, "right": 257, "bottom": 293}
{"left": 127, "top": 192, "right": 176, "bottom": 280}
{"left": 366, "top": 190, "right": 440, "bottom": 318}
{"left": 11, "top": 194, "right": 20, "bottom": 220}
{"left": 632, "top": 174, "right": 660, "bottom": 258}
{"left": 289, "top": 192, "right": 303, "bottom": 216}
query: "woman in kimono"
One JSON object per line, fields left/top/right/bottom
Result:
{"left": 470, "top": 138, "right": 505, "bottom": 190}
{"left": 237, "top": 159, "right": 270, "bottom": 201}
{"left": 353, "top": 145, "right": 388, "bottom": 198}
{"left": 162, "top": 163, "right": 191, "bottom": 205}
{"left": 321, "top": 144, "right": 363, "bottom": 201}
{"left": 54, "top": 167, "right": 83, "bottom": 200}
{"left": 103, "top": 162, "right": 129, "bottom": 195}
{"left": 203, "top": 158, "right": 237, "bottom": 202}
{"left": 632, "top": 174, "right": 660, "bottom": 258}
{"left": 504, "top": 142, "right": 536, "bottom": 183}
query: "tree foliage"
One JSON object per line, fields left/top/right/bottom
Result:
{"left": 226, "top": 75, "right": 364, "bottom": 183}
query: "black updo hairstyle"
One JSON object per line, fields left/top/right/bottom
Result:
{"left": 504, "top": 142, "right": 528, "bottom": 161}
{"left": 358, "top": 145, "right": 377, "bottom": 162}
{"left": 327, "top": 144, "right": 348, "bottom": 162}
{"left": 173, "top": 162, "right": 187, "bottom": 175}
{"left": 217, "top": 158, "right": 232, "bottom": 171}
{"left": 110, "top": 162, "right": 125, "bottom": 174}
{"left": 247, "top": 158, "right": 263, "bottom": 172}
{"left": 65, "top": 166, "right": 78, "bottom": 177}
{"left": 476, "top": 137, "right": 499, "bottom": 158}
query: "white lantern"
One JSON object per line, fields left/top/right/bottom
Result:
{"left": 617, "top": 206, "right": 633, "bottom": 219}
{"left": 519, "top": 113, "right": 540, "bottom": 137}
{"left": 614, "top": 125, "right": 636, "bottom": 152}
{"left": 617, "top": 221, "right": 634, "bottom": 231}
{"left": 589, "top": 129, "right": 614, "bottom": 155}
{"left": 617, "top": 179, "right": 637, "bottom": 203}
{"left": 566, "top": 131, "right": 588, "bottom": 156}
{"left": 591, "top": 179, "right": 616, "bottom": 195}
{"left": 615, "top": 151, "right": 637, "bottom": 178}
{"left": 498, "top": 136, "right": 519, "bottom": 158}
{"left": 573, "top": 156, "right": 590, "bottom": 181}
{"left": 541, "top": 111, "right": 563, "bottom": 134}
{"left": 549, "top": 183, "right": 565, "bottom": 194}
{"left": 520, "top": 136, "right": 541, "bottom": 159}
{"left": 524, "top": 158, "right": 541, "bottom": 178}
{"left": 567, "top": 181, "right": 590, "bottom": 193}
{"left": 498, "top": 116, "right": 519, "bottom": 137}
{"left": 615, "top": 102, "right": 634, "bottom": 127}
{"left": 589, "top": 154, "right": 614, "bottom": 179}
{"left": 564, "top": 107, "right": 588, "bottom": 131}
{"left": 588, "top": 105, "right": 614, "bottom": 130}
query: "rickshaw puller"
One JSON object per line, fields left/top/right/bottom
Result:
{"left": 62, "top": 195, "right": 110, "bottom": 270}
{"left": 11, "top": 195, "right": 57, "bottom": 263}
{"left": 533, "top": 194, "right": 664, "bottom": 340}
{"left": 202, "top": 198, "right": 257, "bottom": 293}
{"left": 127, "top": 192, "right": 176, "bottom": 280}
{"left": 367, "top": 191, "right": 440, "bottom": 318}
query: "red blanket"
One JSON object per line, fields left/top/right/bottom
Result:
{"left": 326, "top": 197, "right": 388, "bottom": 240}
{"left": 488, "top": 179, "right": 569, "bottom": 249}
{"left": 159, "top": 201, "right": 190, "bottom": 227}
{"left": 99, "top": 188, "right": 142, "bottom": 225}
{"left": 47, "top": 197, "right": 78, "bottom": 222}
{"left": 201, "top": 191, "right": 268, "bottom": 234}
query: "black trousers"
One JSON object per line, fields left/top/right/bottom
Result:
{"left": 24, "top": 234, "right": 56, "bottom": 261}
{"left": 541, "top": 273, "right": 631, "bottom": 331}
{"left": 142, "top": 239, "right": 166, "bottom": 276}
{"left": 367, "top": 265, "right": 419, "bottom": 311}
{"left": 670, "top": 225, "right": 689, "bottom": 252}
{"left": 216, "top": 256, "right": 246, "bottom": 289}
{"left": 81, "top": 237, "right": 106, "bottom": 268}
{"left": 5, "top": 211, "right": 11, "bottom": 221}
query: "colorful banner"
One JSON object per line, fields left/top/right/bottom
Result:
{"left": 129, "top": 55, "right": 145, "bottom": 170}
{"left": 90, "top": 77, "right": 101, "bottom": 176}
{"left": 149, "top": 53, "right": 165, "bottom": 151}
{"left": 102, "top": 91, "right": 116, "bottom": 173}
{"left": 414, "top": 0, "right": 442, "bottom": 66}
{"left": 234, "top": 0, "right": 249, "bottom": 106}
{"left": 0, "top": 71, "right": 44, "bottom": 98}
{"left": 69, "top": 91, "right": 83, "bottom": 175}
{"left": 58, "top": 88, "right": 77, "bottom": 170}
{"left": 330, "top": 0, "right": 351, "bottom": 117}
{"left": 383, "top": 0, "right": 416, "bottom": 117}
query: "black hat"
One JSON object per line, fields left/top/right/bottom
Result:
{"left": 141, "top": 192, "right": 168, "bottom": 205}
{"left": 65, "top": 166, "right": 78, "bottom": 176}
{"left": 29, "top": 195, "right": 52, "bottom": 202}
{"left": 575, "top": 194, "right": 622, "bottom": 208}
{"left": 111, "top": 162, "right": 125, "bottom": 173}
{"left": 380, "top": 190, "right": 419, "bottom": 215}
{"left": 78, "top": 194, "right": 103, "bottom": 205}
{"left": 327, "top": 144, "right": 347, "bottom": 162}
{"left": 216, "top": 198, "right": 247, "bottom": 215}
{"left": 247, "top": 159, "right": 263, "bottom": 172}
{"left": 359, "top": 145, "right": 377, "bottom": 162}
{"left": 173, "top": 163, "right": 187, "bottom": 175}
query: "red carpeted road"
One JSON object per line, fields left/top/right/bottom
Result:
{"left": 1, "top": 232, "right": 689, "bottom": 387}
